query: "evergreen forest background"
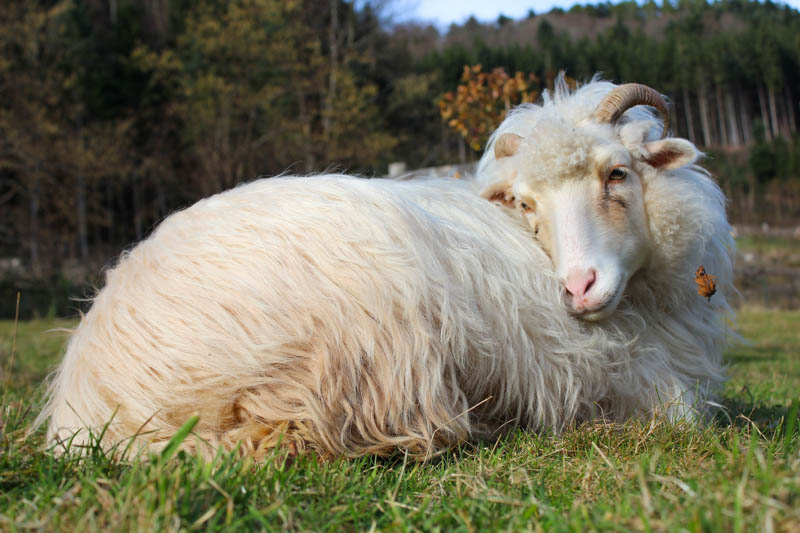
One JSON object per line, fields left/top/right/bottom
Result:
{"left": 2, "top": 0, "right": 800, "bottom": 318}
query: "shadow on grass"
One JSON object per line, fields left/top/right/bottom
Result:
{"left": 724, "top": 345, "right": 789, "bottom": 364}
{"left": 714, "top": 394, "right": 797, "bottom": 436}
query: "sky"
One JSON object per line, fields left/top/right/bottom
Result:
{"left": 398, "top": 0, "right": 800, "bottom": 28}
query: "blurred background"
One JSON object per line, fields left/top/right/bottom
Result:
{"left": 1, "top": 0, "right": 799, "bottom": 318}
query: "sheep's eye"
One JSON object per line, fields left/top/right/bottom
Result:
{"left": 519, "top": 201, "right": 534, "bottom": 212}
{"left": 608, "top": 167, "right": 627, "bottom": 181}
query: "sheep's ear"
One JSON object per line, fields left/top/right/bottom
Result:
{"left": 642, "top": 138, "right": 699, "bottom": 170}
{"left": 480, "top": 180, "right": 515, "bottom": 208}
{"left": 494, "top": 133, "right": 522, "bottom": 159}
{"left": 482, "top": 133, "right": 522, "bottom": 207}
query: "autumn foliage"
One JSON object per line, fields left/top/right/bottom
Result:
{"left": 439, "top": 65, "right": 540, "bottom": 152}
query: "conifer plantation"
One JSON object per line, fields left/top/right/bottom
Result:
{"left": 1, "top": 0, "right": 800, "bottom": 317}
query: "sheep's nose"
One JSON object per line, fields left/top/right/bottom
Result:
{"left": 564, "top": 268, "right": 597, "bottom": 308}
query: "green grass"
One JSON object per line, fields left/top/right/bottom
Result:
{"left": 1, "top": 311, "right": 799, "bottom": 531}
{"left": 0, "top": 319, "right": 74, "bottom": 395}
{"left": 735, "top": 235, "right": 800, "bottom": 254}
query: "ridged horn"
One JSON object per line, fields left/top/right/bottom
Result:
{"left": 594, "top": 83, "right": 669, "bottom": 138}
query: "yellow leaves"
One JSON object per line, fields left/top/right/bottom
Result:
{"left": 438, "top": 65, "right": 540, "bottom": 153}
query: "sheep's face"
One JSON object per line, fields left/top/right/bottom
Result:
{"left": 483, "top": 122, "right": 698, "bottom": 322}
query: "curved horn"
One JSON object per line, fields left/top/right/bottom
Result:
{"left": 594, "top": 83, "right": 669, "bottom": 138}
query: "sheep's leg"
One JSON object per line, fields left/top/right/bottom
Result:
{"left": 600, "top": 378, "right": 712, "bottom": 425}
{"left": 645, "top": 380, "right": 714, "bottom": 425}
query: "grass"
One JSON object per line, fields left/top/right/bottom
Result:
{"left": 1, "top": 310, "right": 799, "bottom": 531}
{"left": 735, "top": 235, "right": 800, "bottom": 254}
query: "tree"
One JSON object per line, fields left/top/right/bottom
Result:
{"left": 134, "top": 0, "right": 396, "bottom": 195}
{"left": 0, "top": 1, "right": 129, "bottom": 269}
{"left": 439, "top": 65, "right": 540, "bottom": 153}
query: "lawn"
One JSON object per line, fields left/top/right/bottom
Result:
{"left": 1, "top": 310, "right": 799, "bottom": 531}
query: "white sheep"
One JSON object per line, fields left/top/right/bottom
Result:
{"left": 38, "top": 78, "right": 734, "bottom": 459}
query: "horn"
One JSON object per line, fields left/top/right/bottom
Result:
{"left": 594, "top": 83, "right": 669, "bottom": 138}
{"left": 494, "top": 133, "right": 522, "bottom": 159}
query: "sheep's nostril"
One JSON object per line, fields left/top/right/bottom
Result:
{"left": 564, "top": 268, "right": 597, "bottom": 301}
{"left": 584, "top": 269, "right": 597, "bottom": 295}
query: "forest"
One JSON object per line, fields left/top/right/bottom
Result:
{"left": 1, "top": 0, "right": 800, "bottom": 317}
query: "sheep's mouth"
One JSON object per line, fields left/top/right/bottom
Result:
{"left": 571, "top": 283, "right": 625, "bottom": 322}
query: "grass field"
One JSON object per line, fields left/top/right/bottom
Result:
{"left": 735, "top": 235, "right": 800, "bottom": 254}
{"left": 1, "top": 310, "right": 799, "bottom": 531}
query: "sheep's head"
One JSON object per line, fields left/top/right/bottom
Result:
{"left": 480, "top": 82, "right": 700, "bottom": 321}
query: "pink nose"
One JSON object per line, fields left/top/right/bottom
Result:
{"left": 564, "top": 268, "right": 597, "bottom": 308}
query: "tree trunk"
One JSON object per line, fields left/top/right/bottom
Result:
{"left": 681, "top": 86, "right": 696, "bottom": 143}
{"left": 758, "top": 84, "right": 772, "bottom": 141}
{"left": 153, "top": 173, "right": 167, "bottom": 219}
{"left": 115, "top": 178, "right": 124, "bottom": 245}
{"left": 737, "top": 88, "right": 752, "bottom": 145}
{"left": 29, "top": 179, "right": 40, "bottom": 275}
{"left": 322, "top": 0, "right": 339, "bottom": 159}
{"left": 106, "top": 180, "right": 114, "bottom": 251}
{"left": 242, "top": 108, "right": 256, "bottom": 183}
{"left": 697, "top": 83, "right": 713, "bottom": 147}
{"left": 724, "top": 88, "right": 740, "bottom": 146}
{"left": 297, "top": 91, "right": 316, "bottom": 173}
{"left": 77, "top": 172, "right": 89, "bottom": 262}
{"left": 109, "top": 0, "right": 118, "bottom": 24}
{"left": 132, "top": 173, "right": 143, "bottom": 241}
{"left": 92, "top": 208, "right": 101, "bottom": 257}
{"left": 715, "top": 85, "right": 728, "bottom": 147}
{"left": 768, "top": 85, "right": 780, "bottom": 140}
{"left": 787, "top": 87, "right": 797, "bottom": 134}
{"left": 780, "top": 88, "right": 795, "bottom": 136}
{"left": 220, "top": 96, "right": 232, "bottom": 190}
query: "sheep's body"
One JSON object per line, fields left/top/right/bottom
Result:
{"left": 42, "top": 81, "right": 734, "bottom": 459}
{"left": 42, "top": 176, "right": 588, "bottom": 456}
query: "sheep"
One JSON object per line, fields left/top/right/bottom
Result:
{"left": 476, "top": 79, "right": 734, "bottom": 421}
{"left": 38, "top": 78, "right": 734, "bottom": 460}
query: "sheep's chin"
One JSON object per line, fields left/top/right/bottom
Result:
{"left": 576, "top": 304, "right": 615, "bottom": 322}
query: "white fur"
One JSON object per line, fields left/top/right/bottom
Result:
{"left": 38, "top": 80, "right": 734, "bottom": 459}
